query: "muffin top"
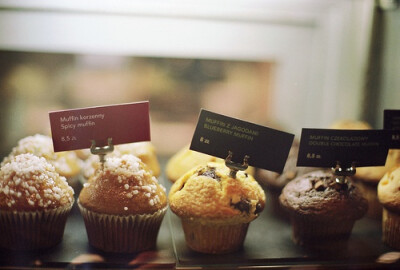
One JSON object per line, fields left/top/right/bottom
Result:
{"left": 82, "top": 142, "right": 160, "bottom": 179}
{"left": 0, "top": 153, "right": 74, "bottom": 211}
{"left": 353, "top": 149, "right": 400, "bottom": 184}
{"left": 166, "top": 146, "right": 221, "bottom": 182}
{"left": 166, "top": 145, "right": 255, "bottom": 183}
{"left": 280, "top": 170, "right": 368, "bottom": 219}
{"left": 79, "top": 154, "right": 167, "bottom": 215}
{"left": 169, "top": 162, "right": 265, "bottom": 224}
{"left": 1, "top": 134, "right": 81, "bottom": 178}
{"left": 378, "top": 166, "right": 400, "bottom": 213}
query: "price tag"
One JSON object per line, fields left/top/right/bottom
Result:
{"left": 190, "top": 109, "right": 295, "bottom": 173}
{"left": 49, "top": 102, "right": 150, "bottom": 152}
{"left": 297, "top": 128, "right": 390, "bottom": 168}
{"left": 384, "top": 109, "right": 400, "bottom": 149}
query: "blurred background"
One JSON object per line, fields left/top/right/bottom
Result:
{"left": 0, "top": 0, "right": 399, "bottom": 158}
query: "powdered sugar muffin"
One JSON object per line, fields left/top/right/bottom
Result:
{"left": 82, "top": 142, "right": 160, "bottom": 180}
{"left": 0, "top": 153, "right": 74, "bottom": 250}
{"left": 378, "top": 166, "right": 400, "bottom": 249}
{"left": 169, "top": 162, "right": 265, "bottom": 254}
{"left": 1, "top": 134, "right": 81, "bottom": 186}
{"left": 78, "top": 154, "right": 167, "bottom": 253}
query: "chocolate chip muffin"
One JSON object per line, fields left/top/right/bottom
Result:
{"left": 169, "top": 162, "right": 265, "bottom": 254}
{"left": 279, "top": 170, "right": 368, "bottom": 248}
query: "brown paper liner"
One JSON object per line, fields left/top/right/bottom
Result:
{"left": 290, "top": 214, "right": 355, "bottom": 249}
{"left": 0, "top": 203, "right": 73, "bottom": 251}
{"left": 78, "top": 203, "right": 167, "bottom": 253}
{"left": 181, "top": 218, "right": 249, "bottom": 254}
{"left": 382, "top": 208, "right": 400, "bottom": 250}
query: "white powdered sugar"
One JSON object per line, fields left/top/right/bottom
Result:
{"left": 101, "top": 154, "right": 165, "bottom": 207}
{"left": 0, "top": 153, "right": 74, "bottom": 209}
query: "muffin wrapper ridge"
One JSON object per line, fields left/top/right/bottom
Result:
{"left": 290, "top": 214, "right": 355, "bottom": 248}
{"left": 0, "top": 203, "right": 73, "bottom": 251}
{"left": 181, "top": 218, "right": 249, "bottom": 254}
{"left": 382, "top": 208, "right": 400, "bottom": 250}
{"left": 78, "top": 203, "right": 167, "bottom": 253}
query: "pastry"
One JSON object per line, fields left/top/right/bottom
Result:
{"left": 378, "top": 166, "right": 400, "bottom": 249}
{"left": 0, "top": 153, "right": 74, "bottom": 250}
{"left": 169, "top": 162, "right": 265, "bottom": 254}
{"left": 279, "top": 170, "right": 368, "bottom": 248}
{"left": 78, "top": 154, "right": 167, "bottom": 253}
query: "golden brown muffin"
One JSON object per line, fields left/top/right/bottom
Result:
{"left": 378, "top": 166, "right": 400, "bottom": 249}
{"left": 0, "top": 153, "right": 74, "bottom": 250}
{"left": 169, "top": 162, "right": 265, "bottom": 254}
{"left": 280, "top": 170, "right": 368, "bottom": 248}
{"left": 352, "top": 149, "right": 400, "bottom": 218}
{"left": 1, "top": 134, "right": 81, "bottom": 185}
{"left": 78, "top": 154, "right": 167, "bottom": 253}
{"left": 82, "top": 141, "right": 160, "bottom": 180}
{"left": 166, "top": 145, "right": 255, "bottom": 183}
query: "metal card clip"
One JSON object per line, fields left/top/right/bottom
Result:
{"left": 225, "top": 151, "right": 250, "bottom": 179}
{"left": 90, "top": 137, "right": 114, "bottom": 163}
{"left": 331, "top": 161, "right": 356, "bottom": 185}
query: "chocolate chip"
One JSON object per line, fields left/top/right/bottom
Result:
{"left": 198, "top": 167, "right": 220, "bottom": 181}
{"left": 231, "top": 198, "right": 251, "bottom": 213}
{"left": 255, "top": 203, "right": 263, "bottom": 215}
{"left": 314, "top": 180, "right": 325, "bottom": 191}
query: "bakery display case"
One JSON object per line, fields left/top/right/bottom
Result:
{"left": 1, "top": 0, "right": 400, "bottom": 269}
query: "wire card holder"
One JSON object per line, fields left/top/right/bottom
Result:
{"left": 90, "top": 137, "right": 114, "bottom": 163}
{"left": 225, "top": 150, "right": 250, "bottom": 179}
{"left": 331, "top": 161, "right": 356, "bottom": 185}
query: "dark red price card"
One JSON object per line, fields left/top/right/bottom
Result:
{"left": 49, "top": 102, "right": 150, "bottom": 152}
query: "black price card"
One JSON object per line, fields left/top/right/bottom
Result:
{"left": 384, "top": 109, "right": 400, "bottom": 149}
{"left": 190, "top": 109, "right": 295, "bottom": 173}
{"left": 297, "top": 128, "right": 390, "bottom": 168}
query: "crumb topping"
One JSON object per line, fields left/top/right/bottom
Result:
{"left": 0, "top": 153, "right": 74, "bottom": 210}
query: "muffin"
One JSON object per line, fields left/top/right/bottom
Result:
{"left": 1, "top": 134, "right": 82, "bottom": 187}
{"left": 78, "top": 154, "right": 167, "bottom": 253}
{"left": 82, "top": 141, "right": 160, "bottom": 180}
{"left": 378, "top": 166, "right": 400, "bottom": 249}
{"left": 352, "top": 150, "right": 400, "bottom": 218}
{"left": 169, "top": 162, "right": 265, "bottom": 254}
{"left": 0, "top": 153, "right": 74, "bottom": 250}
{"left": 279, "top": 170, "right": 368, "bottom": 248}
{"left": 255, "top": 141, "right": 318, "bottom": 219}
{"left": 166, "top": 145, "right": 255, "bottom": 183}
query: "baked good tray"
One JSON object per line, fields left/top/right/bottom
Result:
{"left": 1, "top": 168, "right": 400, "bottom": 269}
